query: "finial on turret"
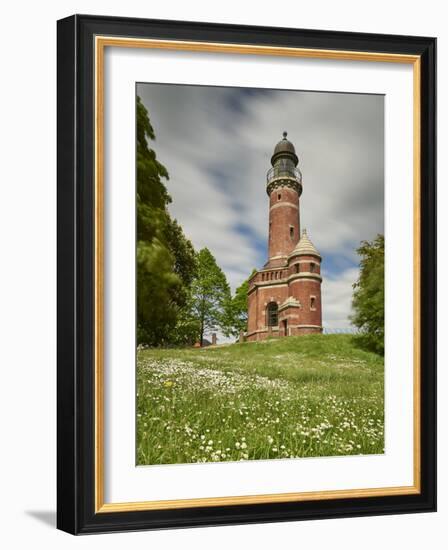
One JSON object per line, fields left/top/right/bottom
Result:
{"left": 282, "top": 131, "right": 288, "bottom": 139}
{"left": 302, "top": 228, "right": 307, "bottom": 236}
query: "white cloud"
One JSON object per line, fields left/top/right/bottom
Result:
{"left": 321, "top": 267, "right": 359, "bottom": 329}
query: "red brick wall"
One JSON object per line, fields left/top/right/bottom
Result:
{"left": 255, "top": 284, "right": 288, "bottom": 330}
{"left": 288, "top": 257, "right": 321, "bottom": 276}
{"left": 268, "top": 186, "right": 300, "bottom": 261}
{"left": 289, "top": 277, "right": 322, "bottom": 328}
{"left": 247, "top": 281, "right": 288, "bottom": 337}
{"left": 247, "top": 286, "right": 258, "bottom": 334}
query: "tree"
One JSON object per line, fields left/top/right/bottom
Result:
{"left": 163, "top": 217, "right": 197, "bottom": 289}
{"left": 165, "top": 288, "right": 201, "bottom": 346}
{"left": 221, "top": 271, "right": 255, "bottom": 338}
{"left": 190, "top": 248, "right": 231, "bottom": 345}
{"left": 351, "top": 234, "right": 384, "bottom": 355}
{"left": 136, "top": 96, "right": 196, "bottom": 345}
{"left": 137, "top": 238, "right": 183, "bottom": 346}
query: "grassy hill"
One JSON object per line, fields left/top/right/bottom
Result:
{"left": 137, "top": 334, "right": 384, "bottom": 465}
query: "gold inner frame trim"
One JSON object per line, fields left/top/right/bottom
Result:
{"left": 94, "top": 35, "right": 421, "bottom": 513}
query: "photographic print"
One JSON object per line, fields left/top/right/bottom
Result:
{"left": 136, "top": 83, "right": 385, "bottom": 466}
{"left": 57, "top": 17, "right": 436, "bottom": 533}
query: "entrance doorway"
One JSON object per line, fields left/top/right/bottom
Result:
{"left": 282, "top": 319, "right": 288, "bottom": 337}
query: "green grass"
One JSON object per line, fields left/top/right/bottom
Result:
{"left": 137, "top": 334, "right": 384, "bottom": 465}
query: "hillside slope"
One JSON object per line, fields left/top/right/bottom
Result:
{"left": 137, "top": 334, "right": 384, "bottom": 465}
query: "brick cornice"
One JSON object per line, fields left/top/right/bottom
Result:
{"left": 288, "top": 273, "right": 322, "bottom": 283}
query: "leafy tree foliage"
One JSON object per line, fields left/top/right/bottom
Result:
{"left": 221, "top": 271, "right": 255, "bottom": 338}
{"left": 163, "top": 217, "right": 196, "bottom": 288}
{"left": 136, "top": 96, "right": 196, "bottom": 346}
{"left": 190, "top": 248, "right": 231, "bottom": 345}
{"left": 351, "top": 234, "right": 385, "bottom": 355}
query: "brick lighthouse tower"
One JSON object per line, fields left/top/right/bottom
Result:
{"left": 246, "top": 132, "right": 323, "bottom": 341}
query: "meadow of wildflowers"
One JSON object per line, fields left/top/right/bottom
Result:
{"left": 137, "top": 334, "right": 384, "bottom": 465}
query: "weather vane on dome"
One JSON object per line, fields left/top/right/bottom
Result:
{"left": 282, "top": 131, "right": 288, "bottom": 139}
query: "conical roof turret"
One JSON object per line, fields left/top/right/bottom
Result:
{"left": 290, "top": 229, "right": 321, "bottom": 258}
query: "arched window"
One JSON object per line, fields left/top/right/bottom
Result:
{"left": 266, "top": 302, "right": 278, "bottom": 327}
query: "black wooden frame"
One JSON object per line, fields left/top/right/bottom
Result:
{"left": 57, "top": 14, "right": 436, "bottom": 535}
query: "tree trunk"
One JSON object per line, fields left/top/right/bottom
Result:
{"left": 200, "top": 317, "right": 204, "bottom": 347}
{"left": 199, "top": 295, "right": 205, "bottom": 346}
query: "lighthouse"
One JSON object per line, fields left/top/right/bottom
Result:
{"left": 246, "top": 133, "right": 323, "bottom": 341}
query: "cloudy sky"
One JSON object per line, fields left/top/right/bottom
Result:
{"left": 137, "top": 83, "right": 384, "bottom": 329}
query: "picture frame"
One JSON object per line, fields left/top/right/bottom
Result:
{"left": 57, "top": 14, "right": 436, "bottom": 534}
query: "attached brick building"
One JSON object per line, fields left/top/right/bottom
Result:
{"left": 246, "top": 133, "right": 323, "bottom": 341}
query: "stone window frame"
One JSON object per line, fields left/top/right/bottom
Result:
{"left": 310, "top": 295, "right": 317, "bottom": 311}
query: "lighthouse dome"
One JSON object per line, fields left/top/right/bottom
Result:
{"left": 271, "top": 131, "right": 299, "bottom": 166}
